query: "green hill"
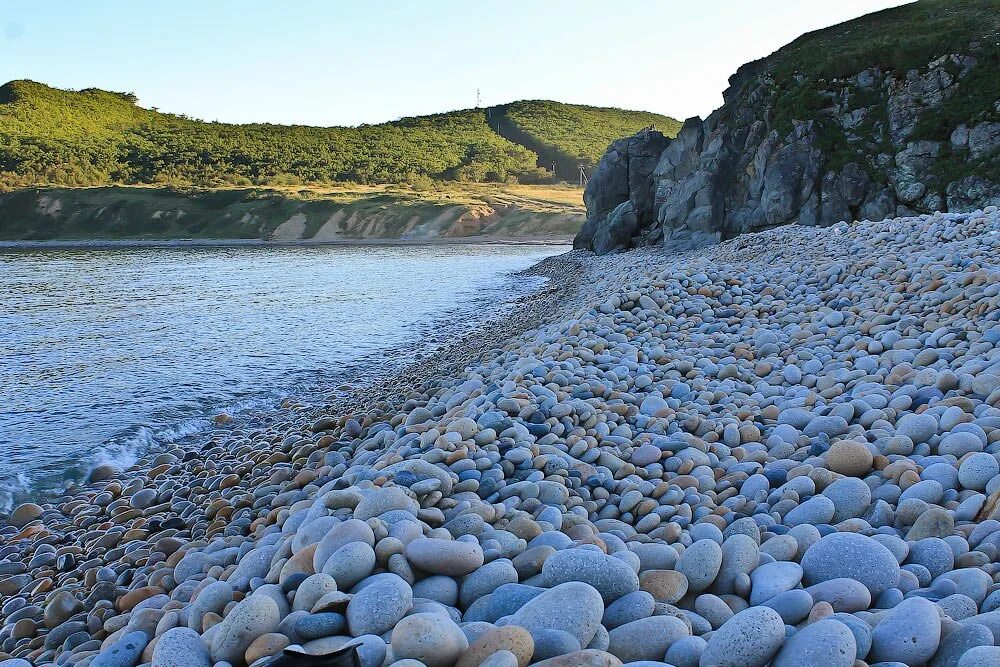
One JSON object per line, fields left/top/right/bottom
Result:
{"left": 0, "top": 80, "right": 679, "bottom": 189}
{"left": 492, "top": 101, "right": 682, "bottom": 179}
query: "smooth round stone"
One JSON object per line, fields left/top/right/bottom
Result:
{"left": 639, "top": 570, "right": 687, "bottom": 604}
{"left": 741, "top": 474, "right": 771, "bottom": 499}
{"left": 602, "top": 591, "right": 655, "bottom": 630}
{"left": 631, "top": 444, "right": 662, "bottom": 467}
{"left": 245, "top": 633, "right": 290, "bottom": 664}
{"left": 771, "top": 618, "right": 856, "bottom": 667}
{"left": 761, "top": 589, "right": 814, "bottom": 625}
{"left": 44, "top": 590, "right": 83, "bottom": 629}
{"left": 529, "top": 629, "right": 580, "bottom": 662}
{"left": 606, "top": 615, "right": 689, "bottom": 663}
{"left": 130, "top": 488, "right": 158, "bottom": 509}
{"left": 825, "top": 440, "right": 873, "bottom": 477}
{"left": 948, "top": 588, "right": 986, "bottom": 619}
{"left": 391, "top": 612, "right": 469, "bottom": 667}
{"left": 292, "top": 574, "right": 339, "bottom": 613}
{"left": 958, "top": 645, "right": 1000, "bottom": 667}
{"left": 939, "top": 432, "right": 985, "bottom": 457}
{"left": 152, "top": 627, "right": 211, "bottom": 667}
{"left": 908, "top": 538, "right": 955, "bottom": 579}
{"left": 759, "top": 535, "right": 798, "bottom": 562}
{"left": 869, "top": 596, "right": 941, "bottom": 665}
{"left": 959, "top": 453, "right": 999, "bottom": 491}
{"left": 405, "top": 538, "right": 485, "bottom": 576}
{"left": 906, "top": 507, "right": 955, "bottom": 541}
{"left": 9, "top": 503, "right": 43, "bottom": 528}
{"left": 784, "top": 496, "right": 836, "bottom": 526}
{"left": 188, "top": 580, "right": 234, "bottom": 630}
{"left": 346, "top": 573, "right": 413, "bottom": 636}
{"left": 695, "top": 594, "right": 733, "bottom": 629}
{"left": 804, "top": 415, "right": 849, "bottom": 439}
{"left": 323, "top": 541, "right": 377, "bottom": 590}
{"left": 829, "top": 613, "right": 872, "bottom": 661}
{"left": 478, "top": 650, "right": 519, "bottom": 667}
{"left": 700, "top": 606, "right": 785, "bottom": 667}
{"left": 628, "top": 543, "right": 678, "bottom": 571}
{"left": 931, "top": 622, "right": 994, "bottom": 666}
{"left": 508, "top": 582, "right": 604, "bottom": 648}
{"left": 714, "top": 534, "right": 759, "bottom": 595}
{"left": 312, "top": 519, "right": 376, "bottom": 572}
{"left": 749, "top": 561, "right": 802, "bottom": 605}
{"left": 354, "top": 486, "right": 417, "bottom": 521}
{"left": 294, "top": 612, "right": 346, "bottom": 640}
{"left": 412, "top": 575, "right": 460, "bottom": 607}
{"left": 92, "top": 631, "right": 149, "bottom": 667}
{"left": 456, "top": 625, "right": 534, "bottom": 667}
{"left": 896, "top": 413, "right": 938, "bottom": 444}
{"left": 801, "top": 532, "right": 900, "bottom": 597}
{"left": 822, "top": 477, "right": 872, "bottom": 522}
{"left": 804, "top": 578, "right": 872, "bottom": 613}
{"left": 541, "top": 548, "right": 639, "bottom": 603}
{"left": 485, "top": 584, "right": 545, "bottom": 621}
{"left": 528, "top": 649, "right": 620, "bottom": 666}
{"left": 461, "top": 559, "right": 519, "bottom": 608}
{"left": 664, "top": 635, "right": 707, "bottom": 667}
{"left": 675, "top": 539, "right": 723, "bottom": 593}
{"left": 899, "top": 479, "right": 945, "bottom": 504}
{"left": 209, "top": 594, "right": 280, "bottom": 664}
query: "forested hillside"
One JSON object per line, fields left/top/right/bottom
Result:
{"left": 0, "top": 80, "right": 679, "bottom": 189}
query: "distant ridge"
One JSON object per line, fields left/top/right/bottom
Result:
{"left": 0, "top": 80, "right": 680, "bottom": 189}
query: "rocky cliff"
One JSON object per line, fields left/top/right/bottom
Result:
{"left": 0, "top": 186, "right": 584, "bottom": 241}
{"left": 576, "top": 0, "right": 1000, "bottom": 253}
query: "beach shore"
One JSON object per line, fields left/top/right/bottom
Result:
{"left": 0, "top": 236, "right": 574, "bottom": 251}
{"left": 2, "top": 208, "right": 1000, "bottom": 666}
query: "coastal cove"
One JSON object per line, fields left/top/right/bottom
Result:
{"left": 0, "top": 242, "right": 568, "bottom": 511}
{"left": 4, "top": 2, "right": 1000, "bottom": 666}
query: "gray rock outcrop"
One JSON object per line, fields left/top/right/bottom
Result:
{"left": 576, "top": 47, "right": 1000, "bottom": 254}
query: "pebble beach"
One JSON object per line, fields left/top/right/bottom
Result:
{"left": 3, "top": 207, "right": 1000, "bottom": 667}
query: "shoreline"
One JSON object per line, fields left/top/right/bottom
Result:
{"left": 0, "top": 248, "right": 574, "bottom": 513}
{"left": 2, "top": 210, "right": 1000, "bottom": 666}
{"left": 0, "top": 235, "right": 574, "bottom": 250}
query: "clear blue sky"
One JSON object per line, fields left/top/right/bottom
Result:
{"left": 2, "top": 1, "right": 910, "bottom": 127}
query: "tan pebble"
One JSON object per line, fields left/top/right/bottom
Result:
{"left": 512, "top": 545, "right": 555, "bottom": 580}
{"left": 808, "top": 601, "right": 835, "bottom": 622}
{"left": 639, "top": 570, "right": 688, "bottom": 604}
{"left": 118, "top": 585, "right": 163, "bottom": 612}
{"left": 245, "top": 632, "right": 289, "bottom": 664}
{"left": 11, "top": 618, "right": 36, "bottom": 640}
{"left": 457, "top": 625, "right": 534, "bottom": 667}
{"left": 506, "top": 516, "right": 542, "bottom": 541}
{"left": 9, "top": 503, "right": 44, "bottom": 528}
{"left": 202, "top": 611, "right": 223, "bottom": 632}
{"left": 899, "top": 469, "right": 922, "bottom": 490}
{"left": 825, "top": 440, "right": 873, "bottom": 477}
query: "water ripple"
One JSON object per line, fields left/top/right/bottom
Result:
{"left": 0, "top": 243, "right": 567, "bottom": 510}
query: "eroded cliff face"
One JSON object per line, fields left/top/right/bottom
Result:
{"left": 0, "top": 187, "right": 585, "bottom": 241}
{"left": 577, "top": 49, "right": 1000, "bottom": 254}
